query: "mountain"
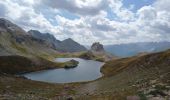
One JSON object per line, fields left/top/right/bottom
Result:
{"left": 0, "top": 18, "right": 71, "bottom": 74}
{"left": 79, "top": 42, "right": 115, "bottom": 61}
{"left": 104, "top": 42, "right": 170, "bottom": 57}
{"left": 0, "top": 18, "right": 58, "bottom": 57}
{"left": 60, "top": 38, "right": 87, "bottom": 52}
{"left": 28, "top": 30, "right": 87, "bottom": 52}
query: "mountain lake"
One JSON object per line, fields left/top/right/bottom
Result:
{"left": 23, "top": 58, "right": 104, "bottom": 83}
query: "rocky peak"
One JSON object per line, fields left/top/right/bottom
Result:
{"left": 91, "top": 42, "right": 104, "bottom": 52}
{"left": 0, "top": 18, "right": 26, "bottom": 34}
{"left": 63, "top": 38, "right": 74, "bottom": 42}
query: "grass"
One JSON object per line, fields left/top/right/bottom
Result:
{"left": 137, "top": 92, "right": 147, "bottom": 100}
{"left": 0, "top": 47, "right": 170, "bottom": 99}
{"left": 0, "top": 55, "right": 79, "bottom": 74}
{"left": 11, "top": 41, "right": 28, "bottom": 54}
{"left": 74, "top": 49, "right": 170, "bottom": 99}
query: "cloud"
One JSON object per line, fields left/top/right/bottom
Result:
{"left": 41, "top": 0, "right": 108, "bottom": 16}
{"left": 0, "top": 0, "right": 170, "bottom": 45}
{"left": 137, "top": 6, "right": 157, "bottom": 21}
{"left": 154, "top": 0, "right": 170, "bottom": 12}
{"left": 0, "top": 3, "right": 6, "bottom": 17}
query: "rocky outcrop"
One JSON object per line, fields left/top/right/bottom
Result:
{"left": 79, "top": 42, "right": 116, "bottom": 62}
{"left": 91, "top": 42, "right": 104, "bottom": 52}
{"left": 0, "top": 18, "right": 26, "bottom": 34}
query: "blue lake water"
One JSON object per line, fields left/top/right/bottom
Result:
{"left": 23, "top": 58, "right": 104, "bottom": 83}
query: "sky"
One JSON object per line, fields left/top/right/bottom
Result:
{"left": 0, "top": 0, "right": 170, "bottom": 45}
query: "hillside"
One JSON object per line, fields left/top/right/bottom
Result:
{"left": 76, "top": 49, "right": 170, "bottom": 99}
{"left": 28, "top": 30, "right": 87, "bottom": 52}
{"left": 60, "top": 38, "right": 87, "bottom": 52}
{"left": 0, "top": 18, "right": 58, "bottom": 57}
{"left": 0, "top": 18, "right": 77, "bottom": 74}
{"left": 0, "top": 47, "right": 169, "bottom": 99}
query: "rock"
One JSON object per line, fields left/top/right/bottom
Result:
{"left": 148, "top": 97, "right": 165, "bottom": 100}
{"left": 126, "top": 96, "right": 140, "bottom": 100}
{"left": 150, "top": 80, "right": 157, "bottom": 84}
{"left": 91, "top": 42, "right": 104, "bottom": 52}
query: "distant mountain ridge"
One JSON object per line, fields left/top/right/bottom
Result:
{"left": 28, "top": 30, "right": 87, "bottom": 52}
{"left": 104, "top": 42, "right": 170, "bottom": 57}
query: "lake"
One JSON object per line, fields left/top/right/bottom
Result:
{"left": 23, "top": 58, "right": 104, "bottom": 83}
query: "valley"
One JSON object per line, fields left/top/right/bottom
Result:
{"left": 0, "top": 18, "right": 170, "bottom": 100}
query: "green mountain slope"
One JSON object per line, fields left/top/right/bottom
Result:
{"left": 76, "top": 49, "right": 170, "bottom": 99}
{"left": 0, "top": 18, "right": 58, "bottom": 57}
{"left": 0, "top": 18, "right": 74, "bottom": 74}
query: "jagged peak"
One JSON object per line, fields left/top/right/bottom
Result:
{"left": 91, "top": 42, "right": 105, "bottom": 52}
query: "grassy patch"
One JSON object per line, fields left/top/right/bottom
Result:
{"left": 11, "top": 42, "right": 27, "bottom": 54}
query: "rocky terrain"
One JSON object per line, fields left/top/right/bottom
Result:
{"left": 91, "top": 42, "right": 105, "bottom": 52}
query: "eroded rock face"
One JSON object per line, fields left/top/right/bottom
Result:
{"left": 91, "top": 42, "right": 104, "bottom": 52}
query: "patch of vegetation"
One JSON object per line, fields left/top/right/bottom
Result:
{"left": 138, "top": 92, "right": 147, "bottom": 100}
{"left": 11, "top": 42, "right": 27, "bottom": 54}
{"left": 78, "top": 51, "right": 95, "bottom": 60}
{"left": 63, "top": 59, "right": 79, "bottom": 69}
{"left": 95, "top": 57, "right": 105, "bottom": 62}
{"left": 148, "top": 89, "right": 167, "bottom": 97}
{"left": 155, "top": 85, "right": 169, "bottom": 91}
{"left": 0, "top": 55, "right": 68, "bottom": 74}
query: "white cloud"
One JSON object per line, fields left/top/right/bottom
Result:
{"left": 0, "top": 0, "right": 170, "bottom": 45}
{"left": 41, "top": 0, "right": 108, "bottom": 16}
{"left": 108, "top": 0, "right": 135, "bottom": 21}
{"left": 137, "top": 6, "right": 157, "bottom": 21}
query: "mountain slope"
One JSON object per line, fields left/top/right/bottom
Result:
{"left": 28, "top": 30, "right": 87, "bottom": 52}
{"left": 76, "top": 49, "right": 170, "bottom": 99}
{"left": 60, "top": 38, "right": 87, "bottom": 52}
{"left": 0, "top": 18, "right": 58, "bottom": 57}
{"left": 0, "top": 18, "right": 70, "bottom": 74}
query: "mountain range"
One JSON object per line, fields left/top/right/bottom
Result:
{"left": 104, "top": 42, "right": 170, "bottom": 57}
{"left": 28, "top": 30, "right": 87, "bottom": 52}
{"left": 0, "top": 18, "right": 57, "bottom": 57}
{"left": 0, "top": 18, "right": 87, "bottom": 57}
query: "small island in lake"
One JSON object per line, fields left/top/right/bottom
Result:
{"left": 64, "top": 59, "right": 79, "bottom": 69}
